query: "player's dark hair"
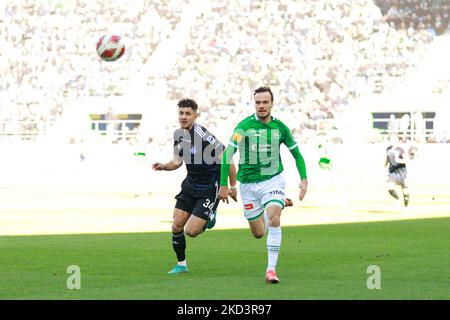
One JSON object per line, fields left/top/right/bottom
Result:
{"left": 254, "top": 87, "right": 274, "bottom": 102}
{"left": 178, "top": 99, "right": 198, "bottom": 112}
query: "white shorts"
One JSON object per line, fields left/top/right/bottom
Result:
{"left": 239, "top": 173, "right": 286, "bottom": 221}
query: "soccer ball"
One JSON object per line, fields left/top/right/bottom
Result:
{"left": 96, "top": 35, "right": 125, "bottom": 62}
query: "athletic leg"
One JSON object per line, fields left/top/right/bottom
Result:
{"left": 387, "top": 176, "right": 400, "bottom": 200}
{"left": 248, "top": 214, "right": 266, "bottom": 239}
{"left": 388, "top": 188, "right": 400, "bottom": 200}
{"left": 184, "top": 215, "right": 207, "bottom": 238}
{"left": 401, "top": 174, "right": 409, "bottom": 207}
{"left": 206, "top": 182, "right": 220, "bottom": 229}
{"left": 402, "top": 188, "right": 410, "bottom": 207}
{"left": 168, "top": 189, "right": 195, "bottom": 274}
{"left": 265, "top": 203, "right": 283, "bottom": 283}
{"left": 259, "top": 174, "right": 286, "bottom": 284}
{"left": 185, "top": 191, "right": 219, "bottom": 237}
{"left": 169, "top": 208, "right": 190, "bottom": 273}
{"left": 240, "top": 181, "right": 265, "bottom": 238}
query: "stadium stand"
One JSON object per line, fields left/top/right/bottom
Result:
{"left": 0, "top": 0, "right": 182, "bottom": 140}
{"left": 0, "top": 0, "right": 448, "bottom": 144}
{"left": 375, "top": 0, "right": 449, "bottom": 35}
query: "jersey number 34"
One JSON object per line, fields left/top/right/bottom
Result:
{"left": 202, "top": 199, "right": 215, "bottom": 210}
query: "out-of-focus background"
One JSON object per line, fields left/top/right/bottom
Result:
{"left": 1, "top": 0, "right": 449, "bottom": 236}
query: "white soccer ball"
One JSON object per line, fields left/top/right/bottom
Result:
{"left": 96, "top": 35, "right": 125, "bottom": 62}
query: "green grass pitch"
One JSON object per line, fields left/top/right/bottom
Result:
{"left": 0, "top": 218, "right": 448, "bottom": 300}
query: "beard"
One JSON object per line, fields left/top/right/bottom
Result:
{"left": 257, "top": 112, "right": 270, "bottom": 120}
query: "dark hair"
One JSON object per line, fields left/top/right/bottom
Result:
{"left": 254, "top": 87, "right": 274, "bottom": 102}
{"left": 178, "top": 98, "right": 198, "bottom": 112}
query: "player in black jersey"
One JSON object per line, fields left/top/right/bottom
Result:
{"left": 152, "top": 99, "right": 237, "bottom": 274}
{"left": 385, "top": 133, "right": 409, "bottom": 207}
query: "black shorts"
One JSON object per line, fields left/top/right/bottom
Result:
{"left": 175, "top": 182, "right": 220, "bottom": 221}
{"left": 387, "top": 167, "right": 408, "bottom": 188}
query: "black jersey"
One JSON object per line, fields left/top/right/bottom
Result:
{"left": 386, "top": 146, "right": 406, "bottom": 173}
{"left": 173, "top": 123, "right": 225, "bottom": 190}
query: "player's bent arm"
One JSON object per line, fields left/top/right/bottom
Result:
{"left": 166, "top": 159, "right": 183, "bottom": 170}
{"left": 220, "top": 144, "right": 238, "bottom": 187}
{"left": 290, "top": 146, "right": 307, "bottom": 181}
{"left": 228, "top": 162, "right": 238, "bottom": 202}
{"left": 166, "top": 155, "right": 183, "bottom": 170}
{"left": 217, "top": 148, "right": 237, "bottom": 187}
{"left": 290, "top": 146, "right": 308, "bottom": 201}
{"left": 229, "top": 162, "right": 237, "bottom": 187}
{"left": 154, "top": 155, "right": 183, "bottom": 171}
{"left": 219, "top": 144, "right": 237, "bottom": 203}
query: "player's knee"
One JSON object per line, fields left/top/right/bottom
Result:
{"left": 266, "top": 211, "right": 281, "bottom": 227}
{"left": 252, "top": 230, "right": 265, "bottom": 239}
{"left": 268, "top": 216, "right": 280, "bottom": 227}
{"left": 172, "top": 223, "right": 184, "bottom": 234}
{"left": 185, "top": 227, "right": 201, "bottom": 238}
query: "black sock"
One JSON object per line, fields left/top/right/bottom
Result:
{"left": 388, "top": 189, "right": 399, "bottom": 200}
{"left": 172, "top": 231, "right": 186, "bottom": 262}
{"left": 403, "top": 194, "right": 409, "bottom": 207}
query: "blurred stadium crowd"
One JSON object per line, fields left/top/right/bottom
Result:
{"left": 0, "top": 0, "right": 184, "bottom": 138}
{"left": 376, "top": 0, "right": 449, "bottom": 35}
{"left": 0, "top": 0, "right": 448, "bottom": 144}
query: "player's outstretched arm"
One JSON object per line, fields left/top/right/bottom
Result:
{"left": 152, "top": 155, "right": 183, "bottom": 171}
{"left": 289, "top": 146, "right": 308, "bottom": 201}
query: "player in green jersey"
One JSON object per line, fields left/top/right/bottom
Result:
{"left": 218, "top": 87, "right": 308, "bottom": 284}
